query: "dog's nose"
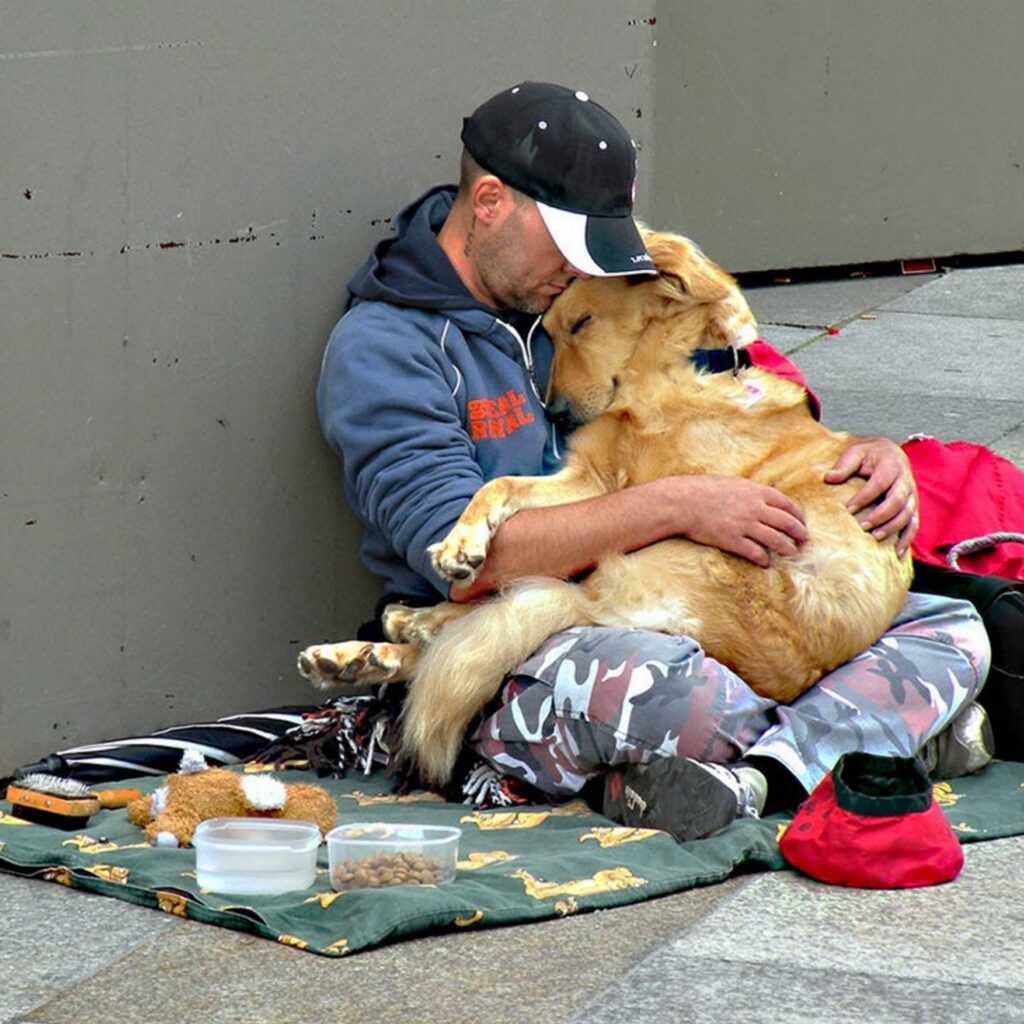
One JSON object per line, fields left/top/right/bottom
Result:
{"left": 546, "top": 395, "right": 583, "bottom": 432}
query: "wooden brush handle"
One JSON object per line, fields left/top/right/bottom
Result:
{"left": 95, "top": 788, "right": 143, "bottom": 809}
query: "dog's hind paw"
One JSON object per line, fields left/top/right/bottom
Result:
{"left": 296, "top": 641, "right": 412, "bottom": 689}
{"left": 428, "top": 523, "right": 492, "bottom": 583}
{"left": 382, "top": 603, "right": 468, "bottom": 646}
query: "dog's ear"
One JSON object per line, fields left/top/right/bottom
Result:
{"left": 641, "top": 230, "right": 735, "bottom": 304}
{"left": 637, "top": 228, "right": 757, "bottom": 348}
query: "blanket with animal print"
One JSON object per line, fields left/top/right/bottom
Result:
{"left": 1, "top": 761, "right": 1022, "bottom": 957}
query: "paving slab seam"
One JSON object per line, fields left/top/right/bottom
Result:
{"left": 654, "top": 952, "right": 1024, "bottom": 990}
{"left": 774, "top": 333, "right": 829, "bottom": 357}
{"left": 571, "top": 952, "right": 1024, "bottom": 1024}
{"left": 758, "top": 319, "right": 832, "bottom": 331}
{"left": 881, "top": 307, "right": 1024, "bottom": 323}
{"left": 566, "top": 876, "right": 763, "bottom": 1022}
{"left": 991, "top": 421, "right": 1024, "bottom": 443}
{"left": 2, "top": 920, "right": 181, "bottom": 1024}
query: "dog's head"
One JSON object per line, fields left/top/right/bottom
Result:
{"left": 542, "top": 230, "right": 757, "bottom": 422}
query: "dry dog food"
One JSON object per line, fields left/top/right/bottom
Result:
{"left": 326, "top": 822, "right": 461, "bottom": 891}
{"left": 331, "top": 851, "right": 447, "bottom": 890}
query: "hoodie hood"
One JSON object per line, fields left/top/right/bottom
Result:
{"left": 345, "top": 186, "right": 484, "bottom": 313}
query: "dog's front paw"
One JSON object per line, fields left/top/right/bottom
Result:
{"left": 428, "top": 522, "right": 493, "bottom": 583}
{"left": 296, "top": 641, "right": 410, "bottom": 689}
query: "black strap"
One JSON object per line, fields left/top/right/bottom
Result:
{"left": 689, "top": 347, "right": 753, "bottom": 375}
{"left": 910, "top": 560, "right": 1024, "bottom": 616}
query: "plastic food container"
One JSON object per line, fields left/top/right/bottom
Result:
{"left": 326, "top": 823, "right": 461, "bottom": 891}
{"left": 193, "top": 818, "right": 321, "bottom": 895}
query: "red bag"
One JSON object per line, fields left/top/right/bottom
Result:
{"left": 779, "top": 753, "right": 963, "bottom": 889}
{"left": 903, "top": 436, "right": 1024, "bottom": 582}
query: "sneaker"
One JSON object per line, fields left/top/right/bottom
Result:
{"left": 919, "top": 701, "right": 995, "bottom": 779}
{"left": 602, "top": 757, "right": 768, "bottom": 843}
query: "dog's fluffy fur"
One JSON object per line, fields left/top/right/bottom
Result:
{"left": 299, "top": 231, "right": 913, "bottom": 786}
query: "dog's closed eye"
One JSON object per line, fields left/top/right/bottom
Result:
{"left": 570, "top": 314, "right": 592, "bottom": 336}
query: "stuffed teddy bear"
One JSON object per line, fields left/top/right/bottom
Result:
{"left": 126, "top": 750, "right": 337, "bottom": 847}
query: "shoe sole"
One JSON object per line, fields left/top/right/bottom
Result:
{"left": 603, "top": 758, "right": 740, "bottom": 843}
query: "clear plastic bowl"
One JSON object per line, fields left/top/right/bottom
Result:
{"left": 326, "top": 823, "right": 461, "bottom": 891}
{"left": 193, "top": 817, "right": 321, "bottom": 895}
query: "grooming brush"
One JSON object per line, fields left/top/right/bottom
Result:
{"left": 5, "top": 774, "right": 142, "bottom": 830}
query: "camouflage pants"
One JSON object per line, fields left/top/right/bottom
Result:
{"left": 472, "top": 593, "right": 990, "bottom": 799}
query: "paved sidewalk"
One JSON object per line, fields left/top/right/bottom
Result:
{"left": 3, "top": 265, "right": 1023, "bottom": 1024}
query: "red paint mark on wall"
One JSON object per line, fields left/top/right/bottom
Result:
{"left": 23, "top": 189, "right": 32, "bottom": 200}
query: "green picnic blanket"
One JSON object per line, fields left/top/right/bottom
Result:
{"left": 2, "top": 761, "right": 1022, "bottom": 957}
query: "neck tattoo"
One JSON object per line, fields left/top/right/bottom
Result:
{"left": 463, "top": 215, "right": 477, "bottom": 259}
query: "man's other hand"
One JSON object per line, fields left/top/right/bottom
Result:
{"left": 678, "top": 476, "right": 809, "bottom": 568}
{"left": 825, "top": 436, "right": 918, "bottom": 557}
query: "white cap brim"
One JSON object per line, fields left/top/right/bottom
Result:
{"left": 536, "top": 201, "right": 656, "bottom": 277}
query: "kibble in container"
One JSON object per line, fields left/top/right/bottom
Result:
{"left": 326, "top": 823, "right": 461, "bottom": 891}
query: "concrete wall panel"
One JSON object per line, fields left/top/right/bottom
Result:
{"left": 1, "top": 2, "right": 655, "bottom": 769}
{"left": 653, "top": 0, "right": 1024, "bottom": 271}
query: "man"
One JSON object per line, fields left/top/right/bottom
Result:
{"left": 318, "top": 82, "right": 992, "bottom": 840}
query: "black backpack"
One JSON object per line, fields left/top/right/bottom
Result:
{"left": 912, "top": 561, "right": 1024, "bottom": 761}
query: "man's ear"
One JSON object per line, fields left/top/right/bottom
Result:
{"left": 469, "top": 175, "right": 513, "bottom": 225}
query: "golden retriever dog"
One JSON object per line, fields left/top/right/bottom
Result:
{"left": 299, "top": 230, "right": 913, "bottom": 786}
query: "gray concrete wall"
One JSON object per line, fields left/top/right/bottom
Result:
{"left": 653, "top": 0, "right": 1024, "bottom": 272}
{"left": 0, "top": 2, "right": 656, "bottom": 770}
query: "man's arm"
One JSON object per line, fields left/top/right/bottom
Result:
{"left": 319, "top": 306, "right": 488, "bottom": 595}
{"left": 450, "top": 474, "right": 809, "bottom": 602}
{"left": 451, "top": 439, "right": 917, "bottom": 602}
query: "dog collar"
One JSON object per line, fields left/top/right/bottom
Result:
{"left": 689, "top": 346, "right": 753, "bottom": 376}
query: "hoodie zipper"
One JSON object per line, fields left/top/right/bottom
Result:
{"left": 496, "top": 314, "right": 564, "bottom": 462}
{"left": 495, "top": 316, "right": 545, "bottom": 405}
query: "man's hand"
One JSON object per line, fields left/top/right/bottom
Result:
{"left": 676, "top": 476, "right": 809, "bottom": 568}
{"left": 825, "top": 436, "right": 918, "bottom": 557}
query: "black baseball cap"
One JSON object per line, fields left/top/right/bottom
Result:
{"left": 461, "top": 82, "right": 656, "bottom": 277}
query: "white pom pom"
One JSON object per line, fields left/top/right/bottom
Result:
{"left": 178, "top": 749, "right": 208, "bottom": 775}
{"left": 240, "top": 774, "right": 287, "bottom": 811}
{"left": 154, "top": 831, "right": 179, "bottom": 848}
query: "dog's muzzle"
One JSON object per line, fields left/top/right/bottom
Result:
{"left": 546, "top": 395, "right": 585, "bottom": 433}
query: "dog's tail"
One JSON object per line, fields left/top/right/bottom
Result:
{"left": 400, "top": 578, "right": 588, "bottom": 786}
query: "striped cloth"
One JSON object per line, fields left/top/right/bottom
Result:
{"left": 15, "top": 706, "right": 318, "bottom": 784}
